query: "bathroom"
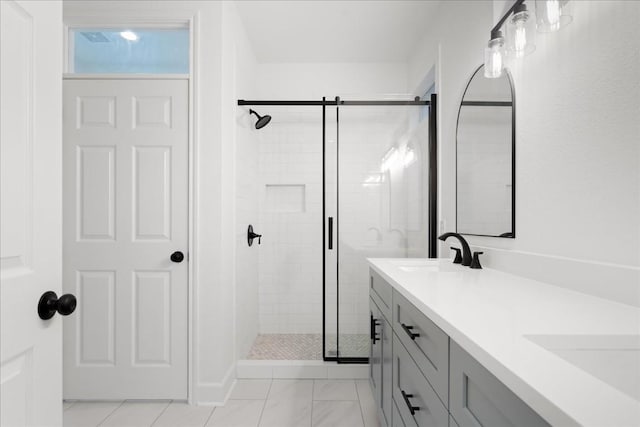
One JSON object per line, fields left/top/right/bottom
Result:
{"left": 0, "top": 1, "right": 638, "bottom": 426}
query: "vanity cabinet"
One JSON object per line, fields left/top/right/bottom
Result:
{"left": 393, "top": 333, "right": 449, "bottom": 427}
{"left": 392, "top": 399, "right": 406, "bottom": 427}
{"left": 370, "top": 300, "right": 383, "bottom": 409}
{"left": 370, "top": 271, "right": 393, "bottom": 427}
{"left": 393, "top": 290, "right": 449, "bottom": 405}
{"left": 369, "top": 268, "right": 550, "bottom": 427}
{"left": 449, "top": 341, "right": 550, "bottom": 427}
{"left": 371, "top": 269, "right": 393, "bottom": 321}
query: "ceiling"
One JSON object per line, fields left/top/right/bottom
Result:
{"left": 235, "top": 1, "right": 442, "bottom": 63}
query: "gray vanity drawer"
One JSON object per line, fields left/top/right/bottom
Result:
{"left": 371, "top": 269, "right": 393, "bottom": 321}
{"left": 392, "top": 398, "right": 407, "bottom": 427}
{"left": 393, "top": 333, "right": 449, "bottom": 427}
{"left": 449, "top": 340, "right": 551, "bottom": 427}
{"left": 393, "top": 289, "right": 449, "bottom": 405}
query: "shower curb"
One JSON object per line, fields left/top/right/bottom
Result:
{"left": 236, "top": 359, "right": 369, "bottom": 380}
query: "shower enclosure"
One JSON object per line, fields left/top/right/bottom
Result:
{"left": 238, "top": 95, "right": 437, "bottom": 363}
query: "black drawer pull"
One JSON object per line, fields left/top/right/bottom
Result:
{"left": 370, "top": 315, "right": 381, "bottom": 343}
{"left": 401, "top": 390, "right": 420, "bottom": 415}
{"left": 401, "top": 323, "right": 420, "bottom": 340}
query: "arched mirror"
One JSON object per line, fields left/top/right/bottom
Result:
{"left": 456, "top": 65, "right": 515, "bottom": 238}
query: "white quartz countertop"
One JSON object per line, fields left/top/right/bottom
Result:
{"left": 367, "top": 258, "right": 640, "bottom": 427}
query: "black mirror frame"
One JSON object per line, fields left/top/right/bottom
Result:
{"left": 455, "top": 64, "right": 516, "bottom": 238}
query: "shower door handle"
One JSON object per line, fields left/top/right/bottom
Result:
{"left": 328, "top": 217, "right": 333, "bottom": 250}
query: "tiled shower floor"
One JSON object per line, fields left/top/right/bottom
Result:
{"left": 247, "top": 334, "right": 370, "bottom": 360}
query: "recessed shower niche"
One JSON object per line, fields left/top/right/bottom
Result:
{"left": 264, "top": 184, "right": 306, "bottom": 213}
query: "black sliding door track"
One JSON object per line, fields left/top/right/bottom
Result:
{"left": 238, "top": 99, "right": 430, "bottom": 106}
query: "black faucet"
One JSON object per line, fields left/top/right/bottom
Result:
{"left": 438, "top": 232, "right": 472, "bottom": 266}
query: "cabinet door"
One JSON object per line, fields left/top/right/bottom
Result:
{"left": 393, "top": 334, "right": 449, "bottom": 427}
{"left": 393, "top": 290, "right": 449, "bottom": 405}
{"left": 392, "top": 398, "right": 408, "bottom": 427}
{"left": 381, "top": 317, "right": 393, "bottom": 426}
{"left": 450, "top": 341, "right": 550, "bottom": 427}
{"left": 371, "top": 269, "right": 393, "bottom": 321}
{"left": 370, "top": 298, "right": 383, "bottom": 407}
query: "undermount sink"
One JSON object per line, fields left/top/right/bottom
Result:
{"left": 525, "top": 334, "right": 640, "bottom": 402}
{"left": 388, "top": 258, "right": 461, "bottom": 273}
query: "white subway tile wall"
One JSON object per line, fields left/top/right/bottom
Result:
{"left": 258, "top": 112, "right": 323, "bottom": 334}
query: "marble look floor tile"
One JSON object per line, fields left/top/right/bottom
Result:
{"left": 259, "top": 398, "right": 312, "bottom": 427}
{"left": 272, "top": 365, "right": 327, "bottom": 379}
{"left": 267, "top": 380, "right": 313, "bottom": 401}
{"left": 100, "top": 401, "right": 170, "bottom": 427}
{"left": 206, "top": 400, "right": 265, "bottom": 427}
{"left": 313, "top": 380, "right": 358, "bottom": 401}
{"left": 63, "top": 401, "right": 122, "bottom": 427}
{"left": 151, "top": 402, "right": 214, "bottom": 427}
{"left": 230, "top": 379, "right": 272, "bottom": 400}
{"left": 311, "top": 401, "right": 364, "bottom": 427}
{"left": 355, "top": 380, "right": 380, "bottom": 427}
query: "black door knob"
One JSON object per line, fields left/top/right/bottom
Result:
{"left": 38, "top": 291, "right": 77, "bottom": 320}
{"left": 170, "top": 251, "right": 185, "bottom": 263}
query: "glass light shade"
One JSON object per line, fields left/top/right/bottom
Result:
{"left": 484, "top": 36, "right": 505, "bottom": 78}
{"left": 506, "top": 9, "right": 536, "bottom": 57}
{"left": 535, "top": 0, "right": 573, "bottom": 33}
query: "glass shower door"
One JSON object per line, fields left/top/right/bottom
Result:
{"left": 324, "top": 97, "right": 432, "bottom": 361}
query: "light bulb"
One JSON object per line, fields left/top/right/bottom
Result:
{"left": 546, "top": 0, "right": 562, "bottom": 28}
{"left": 506, "top": 6, "right": 536, "bottom": 58}
{"left": 536, "top": 0, "right": 572, "bottom": 33}
{"left": 484, "top": 32, "right": 505, "bottom": 78}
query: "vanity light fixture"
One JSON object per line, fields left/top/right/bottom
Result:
{"left": 484, "top": 30, "right": 506, "bottom": 78}
{"left": 535, "top": 0, "right": 573, "bottom": 33}
{"left": 506, "top": 2, "right": 536, "bottom": 58}
{"left": 484, "top": 0, "right": 572, "bottom": 78}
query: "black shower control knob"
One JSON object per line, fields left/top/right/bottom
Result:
{"left": 170, "top": 251, "right": 185, "bottom": 263}
{"left": 37, "top": 291, "right": 77, "bottom": 320}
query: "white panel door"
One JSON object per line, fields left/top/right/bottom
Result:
{"left": 0, "top": 1, "right": 63, "bottom": 426}
{"left": 63, "top": 79, "right": 189, "bottom": 399}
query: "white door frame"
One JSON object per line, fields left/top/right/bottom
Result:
{"left": 62, "top": 14, "right": 200, "bottom": 404}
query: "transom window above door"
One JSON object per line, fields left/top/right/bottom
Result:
{"left": 69, "top": 28, "right": 189, "bottom": 74}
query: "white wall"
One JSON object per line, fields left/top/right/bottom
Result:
{"left": 256, "top": 62, "right": 409, "bottom": 99}
{"left": 408, "top": 0, "right": 492, "bottom": 252}
{"left": 409, "top": 0, "right": 640, "bottom": 305}
{"left": 227, "top": 1, "right": 261, "bottom": 368}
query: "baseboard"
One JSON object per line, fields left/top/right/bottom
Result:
{"left": 193, "top": 363, "right": 236, "bottom": 406}
{"left": 236, "top": 360, "right": 369, "bottom": 379}
{"left": 471, "top": 246, "right": 640, "bottom": 307}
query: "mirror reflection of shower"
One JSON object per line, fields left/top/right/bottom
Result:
{"left": 249, "top": 109, "right": 272, "bottom": 129}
